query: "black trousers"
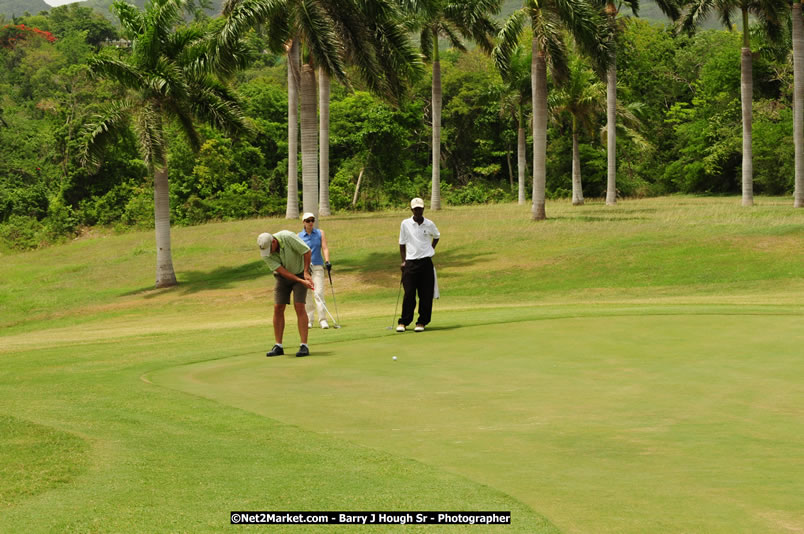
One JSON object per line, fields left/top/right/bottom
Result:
{"left": 399, "top": 256, "right": 435, "bottom": 327}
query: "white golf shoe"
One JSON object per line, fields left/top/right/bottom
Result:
{"left": 396, "top": 325, "right": 405, "bottom": 332}
{"left": 320, "top": 320, "right": 329, "bottom": 329}
{"left": 414, "top": 324, "right": 425, "bottom": 332}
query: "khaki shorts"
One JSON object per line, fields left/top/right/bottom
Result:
{"left": 274, "top": 273, "right": 308, "bottom": 305}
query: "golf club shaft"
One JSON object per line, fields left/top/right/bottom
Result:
{"left": 390, "top": 279, "right": 402, "bottom": 328}
{"left": 327, "top": 270, "right": 341, "bottom": 324}
{"left": 314, "top": 292, "right": 339, "bottom": 327}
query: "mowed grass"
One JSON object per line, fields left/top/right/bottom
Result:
{"left": 1, "top": 196, "right": 803, "bottom": 533}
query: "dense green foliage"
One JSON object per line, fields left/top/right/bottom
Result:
{"left": 0, "top": 4, "right": 799, "bottom": 251}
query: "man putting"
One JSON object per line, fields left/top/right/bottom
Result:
{"left": 397, "top": 197, "right": 440, "bottom": 332}
{"left": 258, "top": 231, "right": 315, "bottom": 357}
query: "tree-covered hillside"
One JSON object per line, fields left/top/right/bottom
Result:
{"left": 1, "top": 2, "right": 799, "bottom": 253}
{"left": 0, "top": 0, "right": 50, "bottom": 18}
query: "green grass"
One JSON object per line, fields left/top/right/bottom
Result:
{"left": 1, "top": 196, "right": 802, "bottom": 533}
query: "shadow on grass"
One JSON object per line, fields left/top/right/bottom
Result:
{"left": 123, "top": 248, "right": 491, "bottom": 298}
{"left": 334, "top": 249, "right": 494, "bottom": 287}
{"left": 123, "top": 261, "right": 267, "bottom": 297}
{"left": 552, "top": 215, "right": 650, "bottom": 222}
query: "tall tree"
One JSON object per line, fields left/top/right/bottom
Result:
{"left": 223, "top": 0, "right": 421, "bottom": 219}
{"left": 495, "top": 40, "right": 531, "bottom": 204}
{"left": 404, "top": 0, "right": 500, "bottom": 210}
{"left": 548, "top": 51, "right": 605, "bottom": 205}
{"left": 286, "top": 40, "right": 300, "bottom": 218}
{"left": 495, "top": 0, "right": 611, "bottom": 219}
{"left": 592, "top": 0, "right": 678, "bottom": 206}
{"left": 681, "top": 0, "right": 784, "bottom": 206}
{"left": 794, "top": 1, "right": 804, "bottom": 207}
{"left": 82, "top": 0, "right": 250, "bottom": 287}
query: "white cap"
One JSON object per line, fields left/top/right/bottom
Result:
{"left": 302, "top": 212, "right": 315, "bottom": 221}
{"left": 257, "top": 232, "right": 273, "bottom": 257}
{"left": 410, "top": 197, "right": 424, "bottom": 209}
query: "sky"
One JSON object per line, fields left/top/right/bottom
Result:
{"left": 43, "top": 0, "right": 85, "bottom": 6}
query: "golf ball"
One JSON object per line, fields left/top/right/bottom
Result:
{"left": 392, "top": 356, "right": 397, "bottom": 361}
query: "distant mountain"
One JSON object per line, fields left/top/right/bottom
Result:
{"left": 80, "top": 0, "right": 223, "bottom": 21}
{"left": 1, "top": 0, "right": 52, "bottom": 18}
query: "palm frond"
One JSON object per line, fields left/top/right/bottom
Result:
{"left": 190, "top": 83, "right": 251, "bottom": 138}
{"left": 132, "top": 103, "right": 167, "bottom": 168}
{"left": 679, "top": 0, "right": 716, "bottom": 34}
{"left": 111, "top": 0, "right": 146, "bottom": 38}
{"left": 550, "top": 0, "right": 612, "bottom": 76}
{"left": 80, "top": 98, "right": 137, "bottom": 168}
{"left": 220, "top": 0, "right": 286, "bottom": 50}
{"left": 293, "top": 0, "right": 348, "bottom": 82}
{"left": 493, "top": 8, "right": 528, "bottom": 79}
{"left": 89, "top": 57, "right": 146, "bottom": 91}
{"left": 420, "top": 26, "right": 434, "bottom": 61}
{"left": 532, "top": 10, "right": 570, "bottom": 83}
{"left": 440, "top": 21, "right": 469, "bottom": 51}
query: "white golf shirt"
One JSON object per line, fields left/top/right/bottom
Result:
{"left": 399, "top": 216, "right": 440, "bottom": 260}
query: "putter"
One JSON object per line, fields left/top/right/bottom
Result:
{"left": 385, "top": 280, "right": 403, "bottom": 330}
{"left": 313, "top": 293, "right": 341, "bottom": 328}
{"left": 326, "top": 268, "right": 341, "bottom": 325}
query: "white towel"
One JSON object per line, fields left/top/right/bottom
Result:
{"left": 433, "top": 267, "right": 439, "bottom": 299}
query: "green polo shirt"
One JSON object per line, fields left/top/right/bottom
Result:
{"left": 262, "top": 230, "right": 311, "bottom": 275}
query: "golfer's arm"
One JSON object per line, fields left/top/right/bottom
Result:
{"left": 275, "top": 266, "right": 304, "bottom": 283}
{"left": 320, "top": 231, "right": 330, "bottom": 263}
{"left": 303, "top": 250, "right": 312, "bottom": 275}
{"left": 431, "top": 238, "right": 439, "bottom": 250}
{"left": 399, "top": 244, "right": 406, "bottom": 262}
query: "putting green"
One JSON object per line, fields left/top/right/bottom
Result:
{"left": 151, "top": 312, "right": 804, "bottom": 533}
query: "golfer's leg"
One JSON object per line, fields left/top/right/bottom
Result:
{"left": 416, "top": 262, "right": 435, "bottom": 326}
{"left": 295, "top": 302, "right": 308, "bottom": 344}
{"left": 305, "top": 297, "right": 314, "bottom": 325}
{"left": 313, "top": 267, "right": 326, "bottom": 324}
{"left": 273, "top": 304, "right": 286, "bottom": 343}
{"left": 400, "top": 267, "right": 416, "bottom": 326}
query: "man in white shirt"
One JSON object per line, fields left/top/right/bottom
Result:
{"left": 397, "top": 197, "right": 440, "bottom": 332}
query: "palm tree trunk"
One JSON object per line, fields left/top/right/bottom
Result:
{"left": 318, "top": 66, "right": 331, "bottom": 216}
{"left": 286, "top": 40, "right": 300, "bottom": 218}
{"left": 431, "top": 31, "right": 442, "bottom": 210}
{"left": 153, "top": 163, "right": 177, "bottom": 288}
{"left": 300, "top": 62, "right": 318, "bottom": 218}
{"left": 740, "top": 11, "right": 753, "bottom": 207}
{"left": 507, "top": 146, "right": 514, "bottom": 188}
{"left": 352, "top": 167, "right": 364, "bottom": 207}
{"left": 532, "top": 42, "right": 547, "bottom": 220}
{"left": 794, "top": 2, "right": 804, "bottom": 207}
{"left": 572, "top": 118, "right": 584, "bottom": 205}
{"left": 517, "top": 106, "right": 526, "bottom": 205}
{"left": 606, "top": 50, "right": 617, "bottom": 205}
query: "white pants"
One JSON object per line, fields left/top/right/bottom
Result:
{"left": 305, "top": 265, "right": 327, "bottom": 324}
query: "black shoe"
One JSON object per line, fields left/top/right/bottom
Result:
{"left": 266, "top": 344, "right": 284, "bottom": 357}
{"left": 296, "top": 345, "right": 310, "bottom": 357}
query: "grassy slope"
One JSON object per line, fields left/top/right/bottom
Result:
{"left": 1, "top": 196, "right": 803, "bottom": 532}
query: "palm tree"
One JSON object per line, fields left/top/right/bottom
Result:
{"left": 403, "top": 0, "right": 500, "bottom": 210}
{"left": 591, "top": 0, "right": 679, "bottom": 206}
{"left": 82, "top": 0, "right": 250, "bottom": 288}
{"left": 319, "top": 67, "right": 331, "bottom": 216}
{"left": 548, "top": 52, "right": 605, "bottom": 205}
{"left": 223, "top": 0, "right": 421, "bottom": 220}
{"left": 495, "top": 0, "right": 611, "bottom": 220}
{"left": 496, "top": 41, "right": 531, "bottom": 204}
{"left": 794, "top": 1, "right": 804, "bottom": 207}
{"left": 286, "top": 40, "right": 300, "bottom": 219}
{"left": 681, "top": 0, "right": 784, "bottom": 207}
